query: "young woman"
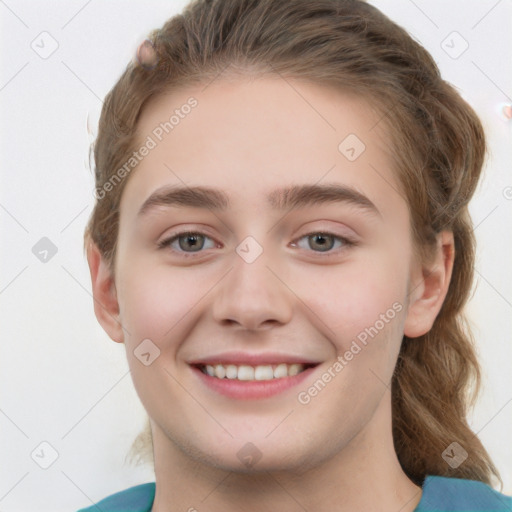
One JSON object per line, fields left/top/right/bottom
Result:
{"left": 79, "top": 0, "right": 511, "bottom": 510}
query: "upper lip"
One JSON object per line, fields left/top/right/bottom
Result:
{"left": 188, "top": 352, "right": 322, "bottom": 366}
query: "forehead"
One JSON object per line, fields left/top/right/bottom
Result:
{"left": 119, "top": 76, "right": 403, "bottom": 219}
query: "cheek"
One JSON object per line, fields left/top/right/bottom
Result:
{"left": 117, "top": 263, "right": 216, "bottom": 348}
{"left": 115, "top": 266, "right": 209, "bottom": 411}
{"left": 302, "top": 252, "right": 408, "bottom": 349}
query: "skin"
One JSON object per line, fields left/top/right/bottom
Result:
{"left": 87, "top": 75, "right": 454, "bottom": 512}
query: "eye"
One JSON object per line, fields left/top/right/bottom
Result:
{"left": 291, "top": 231, "right": 355, "bottom": 256}
{"left": 158, "top": 230, "right": 356, "bottom": 259}
{"left": 158, "top": 231, "right": 217, "bottom": 256}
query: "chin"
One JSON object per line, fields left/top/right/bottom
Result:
{"left": 211, "top": 453, "right": 306, "bottom": 474}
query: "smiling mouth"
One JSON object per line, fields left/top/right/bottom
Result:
{"left": 194, "top": 362, "right": 318, "bottom": 381}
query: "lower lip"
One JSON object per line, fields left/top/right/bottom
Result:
{"left": 190, "top": 365, "right": 318, "bottom": 399}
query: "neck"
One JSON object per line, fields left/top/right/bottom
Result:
{"left": 150, "top": 393, "right": 422, "bottom": 512}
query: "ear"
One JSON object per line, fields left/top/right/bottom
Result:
{"left": 86, "top": 241, "right": 125, "bottom": 343}
{"left": 403, "top": 230, "right": 455, "bottom": 338}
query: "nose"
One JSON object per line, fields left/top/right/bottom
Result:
{"left": 212, "top": 245, "right": 293, "bottom": 331}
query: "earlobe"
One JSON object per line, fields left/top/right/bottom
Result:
{"left": 403, "top": 231, "right": 455, "bottom": 338}
{"left": 86, "top": 241, "right": 125, "bottom": 344}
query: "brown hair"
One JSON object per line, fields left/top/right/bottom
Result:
{"left": 84, "top": 0, "right": 501, "bottom": 488}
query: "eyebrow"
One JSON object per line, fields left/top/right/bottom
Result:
{"left": 137, "top": 183, "right": 381, "bottom": 218}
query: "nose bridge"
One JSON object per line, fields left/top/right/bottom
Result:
{"left": 212, "top": 234, "right": 293, "bottom": 329}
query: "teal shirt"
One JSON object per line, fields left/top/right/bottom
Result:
{"left": 77, "top": 475, "right": 512, "bottom": 511}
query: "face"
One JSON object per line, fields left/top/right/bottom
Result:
{"left": 99, "top": 76, "right": 438, "bottom": 473}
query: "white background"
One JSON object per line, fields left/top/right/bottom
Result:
{"left": 1, "top": 1, "right": 511, "bottom": 510}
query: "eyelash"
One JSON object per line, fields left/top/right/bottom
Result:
{"left": 157, "top": 230, "right": 357, "bottom": 259}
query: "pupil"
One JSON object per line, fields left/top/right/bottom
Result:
{"left": 180, "top": 234, "right": 203, "bottom": 252}
{"left": 311, "top": 234, "right": 332, "bottom": 252}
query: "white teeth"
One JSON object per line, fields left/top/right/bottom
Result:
{"left": 273, "top": 363, "right": 288, "bottom": 379}
{"left": 237, "top": 365, "right": 254, "bottom": 380}
{"left": 226, "top": 364, "right": 238, "bottom": 379}
{"left": 288, "top": 363, "right": 302, "bottom": 376}
{"left": 201, "top": 363, "right": 309, "bottom": 381}
{"left": 214, "top": 364, "right": 226, "bottom": 379}
{"left": 254, "top": 365, "right": 274, "bottom": 380}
